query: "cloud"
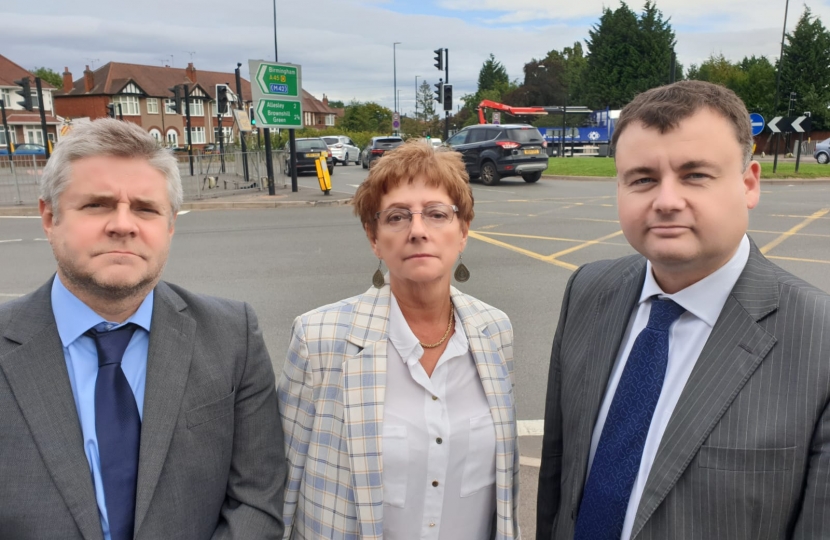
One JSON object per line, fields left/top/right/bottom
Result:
{"left": 2, "top": 0, "right": 826, "bottom": 115}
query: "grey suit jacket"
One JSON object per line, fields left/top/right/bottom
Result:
{"left": 537, "top": 242, "right": 830, "bottom": 540}
{"left": 0, "top": 278, "right": 286, "bottom": 540}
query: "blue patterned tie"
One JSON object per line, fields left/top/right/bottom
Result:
{"left": 88, "top": 323, "right": 140, "bottom": 540}
{"left": 574, "top": 298, "right": 686, "bottom": 540}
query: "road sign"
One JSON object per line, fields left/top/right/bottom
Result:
{"left": 255, "top": 99, "right": 302, "bottom": 129}
{"left": 249, "top": 61, "right": 301, "bottom": 102}
{"left": 248, "top": 60, "right": 303, "bottom": 129}
{"left": 233, "top": 108, "right": 252, "bottom": 132}
{"left": 392, "top": 112, "right": 400, "bottom": 130}
{"left": 768, "top": 115, "right": 812, "bottom": 134}
{"left": 749, "top": 113, "right": 765, "bottom": 136}
{"left": 492, "top": 111, "right": 501, "bottom": 124}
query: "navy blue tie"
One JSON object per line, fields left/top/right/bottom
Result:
{"left": 88, "top": 323, "right": 140, "bottom": 540}
{"left": 574, "top": 298, "right": 686, "bottom": 540}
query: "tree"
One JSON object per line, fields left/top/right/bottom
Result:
{"left": 687, "top": 54, "right": 776, "bottom": 119}
{"left": 30, "top": 67, "right": 63, "bottom": 89}
{"left": 416, "top": 80, "right": 436, "bottom": 121}
{"left": 779, "top": 6, "right": 830, "bottom": 129}
{"left": 478, "top": 54, "right": 510, "bottom": 94}
{"left": 340, "top": 101, "right": 393, "bottom": 133}
{"left": 581, "top": 1, "right": 678, "bottom": 109}
{"left": 326, "top": 99, "right": 345, "bottom": 109}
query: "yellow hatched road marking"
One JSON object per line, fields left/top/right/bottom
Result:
{"left": 467, "top": 231, "right": 578, "bottom": 271}
{"left": 767, "top": 255, "right": 830, "bottom": 265}
{"left": 544, "top": 230, "right": 626, "bottom": 261}
{"left": 760, "top": 208, "right": 830, "bottom": 255}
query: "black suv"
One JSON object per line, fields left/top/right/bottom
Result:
{"left": 360, "top": 136, "right": 404, "bottom": 169}
{"left": 283, "top": 138, "right": 334, "bottom": 176}
{"left": 445, "top": 124, "right": 548, "bottom": 185}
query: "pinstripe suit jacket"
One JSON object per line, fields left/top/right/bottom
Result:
{"left": 278, "top": 284, "right": 520, "bottom": 540}
{"left": 537, "top": 242, "right": 830, "bottom": 540}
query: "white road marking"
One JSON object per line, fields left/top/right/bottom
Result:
{"left": 178, "top": 210, "right": 190, "bottom": 215}
{"left": 0, "top": 293, "right": 24, "bottom": 297}
{"left": 517, "top": 419, "right": 544, "bottom": 437}
{"left": 347, "top": 184, "right": 362, "bottom": 189}
{"left": 0, "top": 239, "right": 23, "bottom": 244}
{"left": 473, "top": 187, "right": 516, "bottom": 194}
{"left": 0, "top": 216, "right": 40, "bottom": 219}
{"left": 520, "top": 456, "right": 542, "bottom": 468}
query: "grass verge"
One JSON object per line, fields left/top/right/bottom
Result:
{"left": 542, "top": 157, "right": 830, "bottom": 179}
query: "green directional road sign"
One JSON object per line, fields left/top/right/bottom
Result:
{"left": 256, "top": 99, "right": 303, "bottom": 129}
{"left": 248, "top": 60, "right": 302, "bottom": 103}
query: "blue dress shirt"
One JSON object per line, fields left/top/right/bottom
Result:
{"left": 51, "top": 276, "right": 153, "bottom": 540}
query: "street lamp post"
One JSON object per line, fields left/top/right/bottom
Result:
{"left": 415, "top": 75, "right": 420, "bottom": 121}
{"left": 393, "top": 42, "right": 401, "bottom": 114}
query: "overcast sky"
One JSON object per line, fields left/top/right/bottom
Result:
{"left": 3, "top": 0, "right": 826, "bottom": 114}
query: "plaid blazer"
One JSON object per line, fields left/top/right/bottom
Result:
{"left": 278, "top": 283, "right": 520, "bottom": 540}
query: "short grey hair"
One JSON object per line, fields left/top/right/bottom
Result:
{"left": 41, "top": 118, "right": 183, "bottom": 219}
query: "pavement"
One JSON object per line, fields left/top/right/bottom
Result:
{"left": 2, "top": 173, "right": 829, "bottom": 217}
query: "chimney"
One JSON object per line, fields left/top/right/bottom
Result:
{"left": 62, "top": 67, "right": 73, "bottom": 93}
{"left": 83, "top": 65, "right": 94, "bottom": 93}
{"left": 322, "top": 94, "right": 328, "bottom": 106}
{"left": 185, "top": 62, "right": 197, "bottom": 83}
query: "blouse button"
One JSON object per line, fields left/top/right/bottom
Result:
{"left": 432, "top": 395, "right": 438, "bottom": 401}
{"left": 429, "top": 522, "right": 436, "bottom": 527}
{"left": 436, "top": 437, "right": 443, "bottom": 444}
{"left": 432, "top": 480, "right": 439, "bottom": 487}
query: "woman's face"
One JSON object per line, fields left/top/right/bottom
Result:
{"left": 369, "top": 176, "right": 468, "bottom": 288}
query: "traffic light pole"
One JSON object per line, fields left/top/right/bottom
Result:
{"left": 1, "top": 100, "right": 14, "bottom": 154}
{"left": 184, "top": 85, "right": 194, "bottom": 176}
{"left": 218, "top": 113, "right": 226, "bottom": 173}
{"left": 235, "top": 64, "right": 250, "bottom": 184}
{"left": 444, "top": 49, "right": 449, "bottom": 141}
{"left": 34, "top": 78, "right": 51, "bottom": 158}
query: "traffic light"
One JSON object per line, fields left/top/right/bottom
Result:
{"left": 168, "top": 85, "right": 182, "bottom": 114}
{"left": 249, "top": 107, "right": 256, "bottom": 126}
{"left": 14, "top": 78, "right": 33, "bottom": 111}
{"left": 106, "top": 104, "right": 116, "bottom": 118}
{"left": 434, "top": 81, "right": 443, "bottom": 104}
{"left": 434, "top": 49, "right": 444, "bottom": 71}
{"left": 443, "top": 84, "right": 453, "bottom": 112}
{"left": 216, "top": 84, "right": 230, "bottom": 114}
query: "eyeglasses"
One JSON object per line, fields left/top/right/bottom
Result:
{"left": 375, "top": 204, "right": 459, "bottom": 232}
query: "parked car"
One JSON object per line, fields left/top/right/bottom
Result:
{"left": 429, "top": 138, "right": 442, "bottom": 148}
{"left": 360, "top": 136, "right": 404, "bottom": 169}
{"left": 202, "top": 144, "right": 220, "bottom": 155}
{"left": 12, "top": 143, "right": 47, "bottom": 156}
{"left": 322, "top": 135, "right": 360, "bottom": 166}
{"left": 445, "top": 124, "right": 548, "bottom": 186}
{"left": 814, "top": 138, "right": 830, "bottom": 164}
{"left": 283, "top": 138, "right": 334, "bottom": 176}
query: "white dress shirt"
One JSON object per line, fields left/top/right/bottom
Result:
{"left": 382, "top": 294, "right": 497, "bottom": 540}
{"left": 587, "top": 235, "right": 750, "bottom": 540}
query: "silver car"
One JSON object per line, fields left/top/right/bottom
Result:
{"left": 814, "top": 138, "right": 830, "bottom": 164}
{"left": 322, "top": 136, "right": 360, "bottom": 166}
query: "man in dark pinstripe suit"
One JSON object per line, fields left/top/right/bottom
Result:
{"left": 537, "top": 81, "right": 830, "bottom": 540}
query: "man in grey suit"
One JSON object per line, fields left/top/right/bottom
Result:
{"left": 0, "top": 119, "right": 285, "bottom": 539}
{"left": 537, "top": 81, "right": 830, "bottom": 540}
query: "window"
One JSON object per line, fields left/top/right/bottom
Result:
{"left": 190, "top": 127, "right": 205, "bottom": 144}
{"left": 148, "top": 128, "right": 162, "bottom": 144}
{"left": 325, "top": 114, "right": 335, "bottom": 126}
{"left": 164, "top": 99, "right": 177, "bottom": 114}
{"left": 166, "top": 129, "right": 178, "bottom": 147}
{"left": 146, "top": 98, "right": 159, "bottom": 114}
{"left": 25, "top": 126, "right": 44, "bottom": 145}
{"left": 31, "top": 93, "right": 40, "bottom": 109}
{"left": 113, "top": 95, "right": 140, "bottom": 116}
{"left": 212, "top": 102, "right": 232, "bottom": 117}
{"left": 222, "top": 126, "right": 233, "bottom": 144}
{"left": 1, "top": 89, "right": 11, "bottom": 107}
{"left": 187, "top": 99, "right": 204, "bottom": 117}
{"left": 304, "top": 112, "right": 313, "bottom": 126}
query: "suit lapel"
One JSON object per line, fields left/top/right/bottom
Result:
{"left": 133, "top": 282, "right": 196, "bottom": 534}
{"left": 0, "top": 280, "right": 103, "bottom": 540}
{"left": 453, "top": 289, "right": 517, "bottom": 539}
{"left": 572, "top": 260, "right": 646, "bottom": 505}
{"left": 631, "top": 246, "right": 779, "bottom": 538}
{"left": 342, "top": 286, "right": 391, "bottom": 539}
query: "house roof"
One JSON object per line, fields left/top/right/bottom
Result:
{"left": 56, "top": 62, "right": 251, "bottom": 101}
{"left": 7, "top": 112, "right": 61, "bottom": 124}
{"left": 302, "top": 90, "right": 338, "bottom": 115}
{"left": 0, "top": 54, "right": 56, "bottom": 89}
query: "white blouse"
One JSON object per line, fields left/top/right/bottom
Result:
{"left": 382, "top": 294, "right": 497, "bottom": 540}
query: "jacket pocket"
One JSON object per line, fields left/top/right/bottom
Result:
{"left": 382, "top": 424, "right": 408, "bottom": 508}
{"left": 186, "top": 387, "right": 235, "bottom": 429}
{"left": 698, "top": 445, "right": 796, "bottom": 471}
{"left": 461, "top": 413, "right": 497, "bottom": 497}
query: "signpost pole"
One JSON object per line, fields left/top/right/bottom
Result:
{"left": 235, "top": 64, "right": 250, "bottom": 184}
{"left": 773, "top": 133, "right": 780, "bottom": 173}
{"left": 289, "top": 129, "right": 298, "bottom": 192}
{"left": 264, "top": 128, "right": 275, "bottom": 195}
{"left": 795, "top": 131, "right": 803, "bottom": 172}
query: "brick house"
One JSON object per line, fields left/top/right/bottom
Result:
{"left": 55, "top": 62, "right": 253, "bottom": 150}
{"left": 302, "top": 90, "right": 339, "bottom": 129}
{"left": 0, "top": 54, "right": 62, "bottom": 151}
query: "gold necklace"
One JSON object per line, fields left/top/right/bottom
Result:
{"left": 419, "top": 304, "right": 455, "bottom": 349}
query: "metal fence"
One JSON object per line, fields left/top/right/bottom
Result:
{"left": 0, "top": 150, "right": 289, "bottom": 206}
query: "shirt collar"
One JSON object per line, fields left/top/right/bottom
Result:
{"left": 51, "top": 275, "right": 154, "bottom": 347}
{"left": 639, "top": 234, "right": 750, "bottom": 327}
{"left": 388, "top": 293, "right": 468, "bottom": 365}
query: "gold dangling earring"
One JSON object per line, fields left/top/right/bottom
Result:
{"left": 454, "top": 253, "right": 470, "bottom": 283}
{"left": 372, "top": 259, "right": 385, "bottom": 289}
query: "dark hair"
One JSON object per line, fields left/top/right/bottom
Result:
{"left": 352, "top": 140, "right": 474, "bottom": 239}
{"left": 611, "top": 80, "right": 752, "bottom": 167}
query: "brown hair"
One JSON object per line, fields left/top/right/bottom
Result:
{"left": 611, "top": 80, "right": 753, "bottom": 167}
{"left": 352, "top": 140, "right": 474, "bottom": 239}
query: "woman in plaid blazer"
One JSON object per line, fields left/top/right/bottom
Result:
{"left": 278, "top": 141, "right": 519, "bottom": 540}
